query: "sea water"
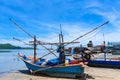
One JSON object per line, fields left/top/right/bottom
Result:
{"left": 1, "top": 49, "right": 119, "bottom": 76}
{"left": 0, "top": 49, "right": 57, "bottom": 76}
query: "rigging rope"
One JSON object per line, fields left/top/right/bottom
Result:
{"left": 65, "top": 21, "right": 109, "bottom": 46}
{"left": 10, "top": 18, "right": 57, "bottom": 57}
{"left": 78, "top": 25, "right": 105, "bottom": 43}
{"left": 10, "top": 18, "right": 33, "bottom": 38}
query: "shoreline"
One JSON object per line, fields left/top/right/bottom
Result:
{"left": 0, "top": 66, "right": 120, "bottom": 80}
{"left": 0, "top": 69, "right": 22, "bottom": 77}
{"left": 0, "top": 66, "right": 26, "bottom": 77}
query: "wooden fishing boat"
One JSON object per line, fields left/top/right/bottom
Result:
{"left": 16, "top": 28, "right": 86, "bottom": 78}
{"left": 18, "top": 53, "right": 85, "bottom": 78}
{"left": 10, "top": 19, "right": 109, "bottom": 79}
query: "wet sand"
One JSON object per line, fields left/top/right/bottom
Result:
{"left": 0, "top": 66, "right": 120, "bottom": 80}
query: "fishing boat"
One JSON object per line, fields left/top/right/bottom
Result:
{"left": 17, "top": 35, "right": 86, "bottom": 78}
{"left": 9, "top": 19, "right": 86, "bottom": 78}
{"left": 18, "top": 53, "right": 85, "bottom": 78}
{"left": 10, "top": 18, "right": 109, "bottom": 78}
{"left": 87, "top": 41, "right": 120, "bottom": 68}
{"left": 87, "top": 59, "right": 120, "bottom": 68}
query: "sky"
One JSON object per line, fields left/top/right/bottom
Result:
{"left": 0, "top": 0, "right": 120, "bottom": 47}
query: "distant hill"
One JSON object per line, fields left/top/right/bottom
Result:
{"left": 0, "top": 43, "right": 33, "bottom": 49}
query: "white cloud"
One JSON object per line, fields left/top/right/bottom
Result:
{"left": 85, "top": 0, "right": 103, "bottom": 9}
{"left": 83, "top": 1, "right": 120, "bottom": 44}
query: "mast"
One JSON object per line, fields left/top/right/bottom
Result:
{"left": 103, "top": 33, "right": 106, "bottom": 61}
{"left": 59, "top": 24, "right": 65, "bottom": 63}
{"left": 34, "top": 35, "right": 37, "bottom": 63}
{"left": 59, "top": 24, "right": 63, "bottom": 45}
{"left": 104, "top": 41, "right": 106, "bottom": 61}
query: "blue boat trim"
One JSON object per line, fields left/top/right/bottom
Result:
{"left": 87, "top": 60, "right": 120, "bottom": 68}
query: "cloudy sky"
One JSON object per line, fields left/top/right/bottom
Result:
{"left": 0, "top": 0, "right": 120, "bottom": 46}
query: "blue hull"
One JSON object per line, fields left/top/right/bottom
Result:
{"left": 87, "top": 60, "right": 120, "bottom": 68}
{"left": 22, "top": 59, "right": 84, "bottom": 78}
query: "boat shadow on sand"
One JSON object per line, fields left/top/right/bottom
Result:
{"left": 18, "top": 69, "right": 95, "bottom": 80}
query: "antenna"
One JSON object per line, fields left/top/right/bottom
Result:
{"left": 60, "top": 24, "right": 62, "bottom": 35}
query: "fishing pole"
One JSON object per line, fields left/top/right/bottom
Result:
{"left": 78, "top": 26, "right": 105, "bottom": 44}
{"left": 10, "top": 18, "right": 57, "bottom": 57}
{"left": 9, "top": 18, "right": 33, "bottom": 38}
{"left": 65, "top": 21, "right": 109, "bottom": 46}
{"left": 13, "top": 37, "right": 28, "bottom": 44}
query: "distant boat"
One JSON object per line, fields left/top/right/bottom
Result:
{"left": 87, "top": 58, "right": 120, "bottom": 68}
{"left": 87, "top": 41, "right": 120, "bottom": 68}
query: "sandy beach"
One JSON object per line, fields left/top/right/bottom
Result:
{"left": 0, "top": 66, "right": 119, "bottom": 80}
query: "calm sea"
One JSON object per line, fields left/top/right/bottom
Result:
{"left": 0, "top": 49, "right": 57, "bottom": 76}
{"left": 0, "top": 49, "right": 119, "bottom": 76}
